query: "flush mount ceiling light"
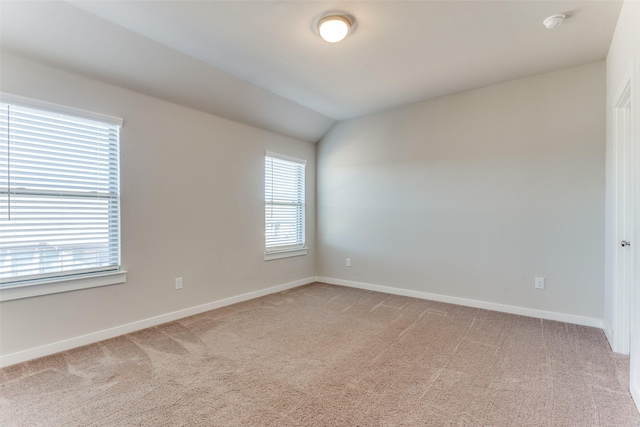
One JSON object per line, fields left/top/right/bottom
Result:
{"left": 543, "top": 14, "right": 566, "bottom": 29}
{"left": 318, "top": 15, "right": 351, "bottom": 43}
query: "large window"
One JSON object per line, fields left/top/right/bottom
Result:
{"left": 0, "top": 96, "right": 123, "bottom": 291}
{"left": 264, "top": 153, "right": 306, "bottom": 260}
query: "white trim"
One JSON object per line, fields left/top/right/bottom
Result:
{"left": 0, "top": 271, "right": 127, "bottom": 302}
{"left": 0, "top": 276, "right": 316, "bottom": 367}
{"left": 317, "top": 277, "right": 605, "bottom": 329}
{"left": 264, "top": 248, "right": 308, "bottom": 260}
{"left": 0, "top": 92, "right": 123, "bottom": 126}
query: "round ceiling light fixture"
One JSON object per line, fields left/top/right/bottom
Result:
{"left": 543, "top": 14, "right": 566, "bottom": 29}
{"left": 318, "top": 15, "right": 351, "bottom": 43}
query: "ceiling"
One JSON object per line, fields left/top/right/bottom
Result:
{"left": 0, "top": 1, "right": 623, "bottom": 142}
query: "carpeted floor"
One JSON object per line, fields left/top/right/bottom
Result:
{"left": 1, "top": 283, "right": 639, "bottom": 426}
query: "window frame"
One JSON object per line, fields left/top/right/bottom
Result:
{"left": 0, "top": 93, "right": 126, "bottom": 301}
{"left": 264, "top": 152, "right": 307, "bottom": 261}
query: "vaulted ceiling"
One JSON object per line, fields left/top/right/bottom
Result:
{"left": 0, "top": 1, "right": 622, "bottom": 142}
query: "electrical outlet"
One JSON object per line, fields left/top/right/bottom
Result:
{"left": 534, "top": 277, "right": 545, "bottom": 290}
{"left": 175, "top": 277, "right": 183, "bottom": 290}
{"left": 346, "top": 258, "right": 351, "bottom": 267}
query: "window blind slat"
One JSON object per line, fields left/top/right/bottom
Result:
{"left": 265, "top": 155, "right": 305, "bottom": 251}
{"left": 0, "top": 101, "right": 121, "bottom": 283}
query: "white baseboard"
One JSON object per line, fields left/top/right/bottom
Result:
{"left": 317, "top": 277, "right": 605, "bottom": 329}
{"left": 603, "top": 319, "right": 614, "bottom": 350}
{"left": 0, "top": 277, "right": 315, "bottom": 368}
{"left": 1, "top": 276, "right": 606, "bottom": 368}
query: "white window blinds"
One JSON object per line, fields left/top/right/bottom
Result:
{"left": 265, "top": 154, "right": 306, "bottom": 252}
{"left": 0, "top": 99, "right": 122, "bottom": 284}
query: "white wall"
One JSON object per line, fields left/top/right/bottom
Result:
{"left": 0, "top": 53, "right": 316, "bottom": 358}
{"left": 0, "top": 51, "right": 615, "bottom": 363}
{"left": 317, "top": 62, "right": 606, "bottom": 320}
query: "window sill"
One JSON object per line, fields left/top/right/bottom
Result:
{"left": 264, "top": 248, "right": 308, "bottom": 261}
{"left": 0, "top": 270, "right": 127, "bottom": 302}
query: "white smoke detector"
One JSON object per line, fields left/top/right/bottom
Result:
{"left": 543, "top": 14, "right": 566, "bottom": 30}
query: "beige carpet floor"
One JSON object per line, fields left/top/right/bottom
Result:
{"left": 1, "top": 283, "right": 639, "bottom": 426}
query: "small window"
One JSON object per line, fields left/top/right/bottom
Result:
{"left": 0, "top": 96, "right": 122, "bottom": 287}
{"left": 265, "top": 153, "right": 306, "bottom": 260}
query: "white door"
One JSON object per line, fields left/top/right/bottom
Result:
{"left": 628, "top": 87, "right": 640, "bottom": 410}
{"left": 613, "top": 82, "right": 633, "bottom": 355}
{"left": 615, "top": 80, "right": 639, "bottom": 408}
